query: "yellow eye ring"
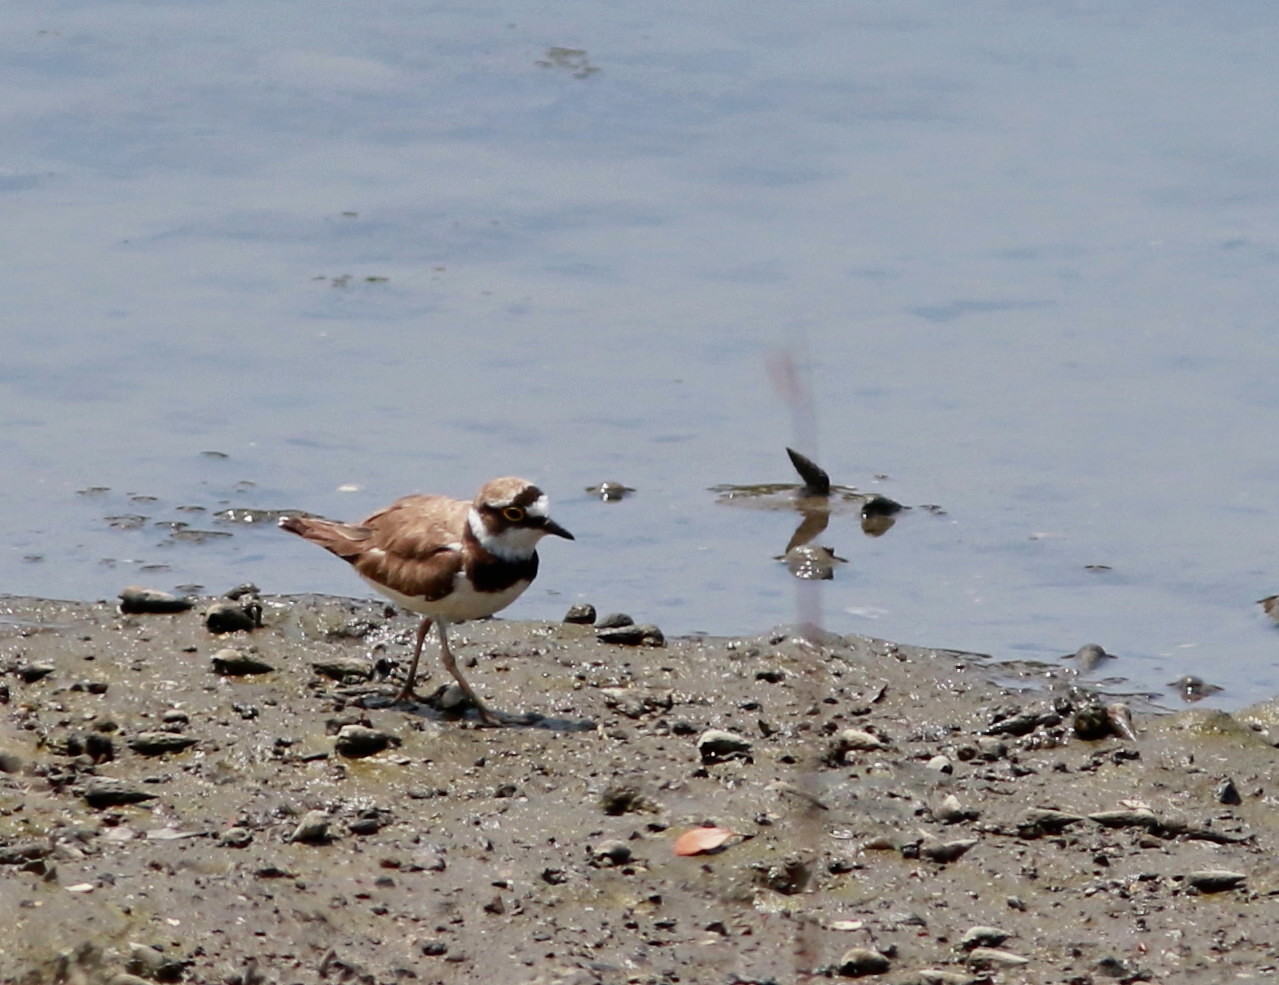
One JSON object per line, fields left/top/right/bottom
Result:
{"left": 502, "top": 506, "right": 525, "bottom": 522}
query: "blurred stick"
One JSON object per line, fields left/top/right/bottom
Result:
{"left": 766, "top": 346, "right": 824, "bottom": 982}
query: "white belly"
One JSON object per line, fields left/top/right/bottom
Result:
{"left": 360, "top": 572, "right": 532, "bottom": 624}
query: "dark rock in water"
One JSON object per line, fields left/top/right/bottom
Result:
{"left": 334, "top": 724, "right": 400, "bottom": 758}
{"left": 860, "top": 494, "right": 902, "bottom": 517}
{"left": 563, "top": 603, "right": 597, "bottom": 624}
{"left": 82, "top": 778, "right": 159, "bottom": 808}
{"left": 586, "top": 481, "right": 634, "bottom": 502}
{"left": 1168, "top": 675, "right": 1224, "bottom": 702}
{"left": 205, "top": 599, "right": 262, "bottom": 634}
{"left": 1063, "top": 643, "right": 1113, "bottom": 673}
{"left": 119, "top": 586, "right": 195, "bottom": 614}
{"left": 127, "top": 731, "right": 198, "bottom": 756}
{"left": 596, "top": 612, "right": 635, "bottom": 629}
{"left": 223, "top": 583, "right": 261, "bottom": 600}
{"left": 211, "top": 648, "right": 274, "bottom": 676}
{"left": 786, "top": 447, "right": 831, "bottom": 496}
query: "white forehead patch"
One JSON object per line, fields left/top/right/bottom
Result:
{"left": 527, "top": 494, "right": 549, "bottom": 519}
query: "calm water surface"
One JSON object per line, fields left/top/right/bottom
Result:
{"left": 4, "top": 1, "right": 1279, "bottom": 708}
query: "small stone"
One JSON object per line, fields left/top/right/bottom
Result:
{"left": 119, "top": 586, "right": 194, "bottom": 614}
{"left": 1064, "top": 643, "right": 1113, "bottom": 672}
{"left": 836, "top": 947, "right": 891, "bottom": 977}
{"left": 82, "top": 778, "right": 158, "bottom": 808}
{"left": 162, "top": 709, "right": 190, "bottom": 725}
{"left": 967, "top": 948, "right": 1030, "bottom": 968}
{"left": 597, "top": 625, "right": 647, "bottom": 645}
{"left": 334, "top": 724, "right": 400, "bottom": 758}
{"left": 563, "top": 603, "right": 597, "bottom": 624}
{"left": 596, "top": 612, "right": 635, "bottom": 629}
{"left": 926, "top": 755, "right": 954, "bottom": 774}
{"left": 1217, "top": 778, "right": 1242, "bottom": 805}
{"left": 919, "top": 838, "right": 977, "bottom": 864}
{"left": 0, "top": 751, "right": 24, "bottom": 773}
{"left": 697, "top": 729, "right": 753, "bottom": 764}
{"left": 16, "top": 663, "right": 55, "bottom": 684}
{"left": 960, "top": 926, "right": 1012, "bottom": 950}
{"left": 589, "top": 839, "right": 633, "bottom": 867}
{"left": 1185, "top": 869, "right": 1246, "bottom": 893}
{"left": 288, "top": 810, "right": 332, "bottom": 844}
{"left": 205, "top": 600, "right": 262, "bottom": 634}
{"left": 211, "top": 648, "right": 274, "bottom": 675}
{"left": 219, "top": 826, "right": 253, "bottom": 848}
{"left": 127, "top": 731, "right": 198, "bottom": 756}
{"left": 311, "top": 657, "right": 374, "bottom": 682}
{"left": 126, "top": 942, "right": 186, "bottom": 981}
{"left": 919, "top": 971, "right": 981, "bottom": 985}
{"left": 589, "top": 481, "right": 633, "bottom": 502}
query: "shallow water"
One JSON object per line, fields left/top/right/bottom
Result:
{"left": 4, "top": 2, "right": 1279, "bottom": 708}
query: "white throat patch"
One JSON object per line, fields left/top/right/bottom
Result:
{"left": 469, "top": 507, "right": 545, "bottom": 560}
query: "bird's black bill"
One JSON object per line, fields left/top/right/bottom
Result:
{"left": 544, "top": 518, "right": 574, "bottom": 540}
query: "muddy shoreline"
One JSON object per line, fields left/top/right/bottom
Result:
{"left": 2, "top": 593, "right": 1278, "bottom": 985}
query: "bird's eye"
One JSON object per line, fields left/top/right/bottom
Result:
{"left": 502, "top": 506, "right": 525, "bottom": 522}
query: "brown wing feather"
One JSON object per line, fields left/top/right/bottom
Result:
{"left": 283, "top": 494, "right": 473, "bottom": 604}
{"left": 360, "top": 495, "right": 469, "bottom": 559}
{"left": 354, "top": 495, "right": 470, "bottom": 602}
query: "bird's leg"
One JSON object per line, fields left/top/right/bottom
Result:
{"left": 391, "top": 617, "right": 433, "bottom": 703}
{"left": 436, "top": 621, "right": 503, "bottom": 727}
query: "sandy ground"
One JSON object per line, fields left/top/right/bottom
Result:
{"left": 2, "top": 593, "right": 1279, "bottom": 985}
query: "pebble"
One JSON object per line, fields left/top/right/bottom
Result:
{"left": 959, "top": 926, "right": 1011, "bottom": 950}
{"left": 1169, "top": 674, "right": 1224, "bottom": 701}
{"left": 596, "top": 612, "right": 635, "bottom": 629}
{"left": 925, "top": 754, "right": 954, "bottom": 774}
{"left": 833, "top": 728, "right": 887, "bottom": 755}
{"left": 16, "top": 663, "right": 55, "bottom": 683}
{"left": 81, "top": 778, "right": 158, "bottom": 808}
{"left": 697, "top": 729, "right": 753, "bottom": 764}
{"left": 1217, "top": 778, "right": 1242, "bottom": 805}
{"left": 1064, "top": 642, "right": 1113, "bottom": 672}
{"left": 918, "top": 971, "right": 982, "bottom": 985}
{"left": 127, "top": 942, "right": 186, "bottom": 981}
{"left": 127, "top": 731, "right": 198, "bottom": 756}
{"left": 966, "top": 947, "right": 1029, "bottom": 968}
{"left": 334, "top": 724, "right": 400, "bottom": 758}
{"left": 918, "top": 837, "right": 978, "bottom": 864}
{"left": 205, "top": 599, "right": 263, "bottom": 634}
{"left": 118, "top": 586, "right": 194, "bottom": 614}
{"left": 597, "top": 624, "right": 664, "bottom": 646}
{"left": 211, "top": 648, "right": 274, "bottom": 676}
{"left": 219, "top": 826, "right": 253, "bottom": 848}
{"left": 589, "top": 839, "right": 633, "bottom": 867}
{"left": 288, "top": 810, "right": 332, "bottom": 844}
{"left": 563, "top": 603, "right": 597, "bottom": 624}
{"left": 836, "top": 947, "right": 891, "bottom": 977}
{"left": 311, "top": 657, "right": 374, "bottom": 682}
{"left": 1185, "top": 869, "right": 1246, "bottom": 893}
{"left": 587, "top": 481, "right": 633, "bottom": 502}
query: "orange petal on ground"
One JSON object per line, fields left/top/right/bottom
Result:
{"left": 673, "top": 826, "right": 739, "bottom": 857}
